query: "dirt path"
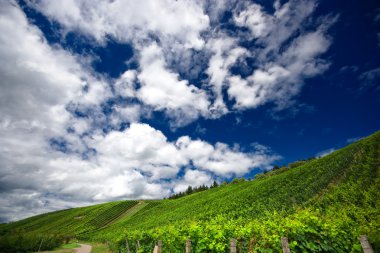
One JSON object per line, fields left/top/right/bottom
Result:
{"left": 75, "top": 244, "right": 92, "bottom": 253}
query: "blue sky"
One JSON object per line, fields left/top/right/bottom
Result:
{"left": 0, "top": 0, "right": 379, "bottom": 222}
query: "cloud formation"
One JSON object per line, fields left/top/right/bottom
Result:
{"left": 26, "top": 0, "right": 335, "bottom": 122}
{"left": 227, "top": 0, "right": 334, "bottom": 111}
{"left": 0, "top": 1, "right": 278, "bottom": 221}
{"left": 136, "top": 43, "right": 210, "bottom": 127}
{"left": 0, "top": 0, "right": 335, "bottom": 222}
{"left": 28, "top": 0, "right": 209, "bottom": 49}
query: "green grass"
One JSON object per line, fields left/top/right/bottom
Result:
{"left": 1, "top": 131, "right": 380, "bottom": 252}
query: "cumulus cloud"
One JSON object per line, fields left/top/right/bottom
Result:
{"left": 0, "top": 121, "right": 279, "bottom": 221}
{"left": 0, "top": 3, "right": 82, "bottom": 134}
{"left": 90, "top": 123, "right": 187, "bottom": 180}
{"left": 172, "top": 169, "right": 213, "bottom": 194}
{"left": 137, "top": 43, "right": 210, "bottom": 127}
{"left": 176, "top": 136, "right": 279, "bottom": 176}
{"left": 0, "top": 0, "right": 106, "bottom": 220}
{"left": 0, "top": 0, "right": 335, "bottom": 222}
{"left": 91, "top": 123, "right": 278, "bottom": 179}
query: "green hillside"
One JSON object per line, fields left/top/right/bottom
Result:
{"left": 1, "top": 131, "right": 379, "bottom": 252}
{"left": 0, "top": 200, "right": 139, "bottom": 236}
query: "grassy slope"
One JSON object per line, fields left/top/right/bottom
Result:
{"left": 0, "top": 200, "right": 138, "bottom": 236}
{"left": 1, "top": 131, "right": 379, "bottom": 252}
{"left": 97, "top": 131, "right": 378, "bottom": 232}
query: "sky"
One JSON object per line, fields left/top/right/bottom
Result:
{"left": 0, "top": 0, "right": 379, "bottom": 222}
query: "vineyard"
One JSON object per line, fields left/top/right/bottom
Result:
{"left": 0, "top": 131, "right": 379, "bottom": 252}
{"left": 0, "top": 200, "right": 138, "bottom": 236}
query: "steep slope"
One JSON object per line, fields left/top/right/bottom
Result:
{"left": 90, "top": 131, "right": 379, "bottom": 252}
{"left": 1, "top": 131, "right": 379, "bottom": 252}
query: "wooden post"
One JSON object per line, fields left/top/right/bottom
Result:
{"left": 37, "top": 238, "right": 44, "bottom": 252}
{"left": 157, "top": 240, "right": 162, "bottom": 253}
{"left": 136, "top": 240, "right": 140, "bottom": 252}
{"left": 230, "top": 238, "right": 236, "bottom": 253}
{"left": 281, "top": 237, "right": 290, "bottom": 253}
{"left": 186, "top": 239, "right": 191, "bottom": 253}
{"left": 238, "top": 240, "right": 243, "bottom": 253}
{"left": 360, "top": 235, "right": 374, "bottom": 253}
{"left": 125, "top": 238, "right": 130, "bottom": 253}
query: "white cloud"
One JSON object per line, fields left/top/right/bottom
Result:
{"left": 234, "top": 3, "right": 272, "bottom": 38}
{"left": 26, "top": 1, "right": 212, "bottom": 128}
{"left": 0, "top": 121, "right": 279, "bottom": 221}
{"left": 28, "top": 0, "right": 209, "bottom": 49}
{"left": 113, "top": 70, "right": 137, "bottom": 98}
{"left": 0, "top": 0, "right": 335, "bottom": 222}
{"left": 201, "top": 0, "right": 236, "bottom": 25}
{"left": 0, "top": 189, "right": 94, "bottom": 222}
{"left": 108, "top": 104, "right": 144, "bottom": 128}
{"left": 228, "top": 0, "right": 334, "bottom": 111}
{"left": 0, "top": 3, "right": 83, "bottom": 135}
{"left": 206, "top": 36, "right": 248, "bottom": 115}
{"left": 0, "top": 1, "right": 130, "bottom": 220}
{"left": 228, "top": 65, "right": 291, "bottom": 108}
{"left": 137, "top": 43, "right": 210, "bottom": 127}
{"left": 90, "top": 123, "right": 187, "bottom": 180}
{"left": 256, "top": 0, "right": 317, "bottom": 61}
{"left": 173, "top": 169, "right": 213, "bottom": 193}
{"left": 316, "top": 148, "right": 335, "bottom": 158}
{"left": 176, "top": 136, "right": 279, "bottom": 176}
{"left": 25, "top": 0, "right": 335, "bottom": 122}
{"left": 91, "top": 123, "right": 279, "bottom": 180}
{"left": 0, "top": 1, "right": 109, "bottom": 159}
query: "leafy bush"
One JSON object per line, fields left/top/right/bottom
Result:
{"left": 0, "top": 233, "right": 64, "bottom": 253}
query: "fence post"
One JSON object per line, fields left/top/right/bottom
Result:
{"left": 281, "top": 237, "right": 290, "bottom": 253}
{"left": 125, "top": 238, "right": 130, "bottom": 253}
{"left": 230, "top": 238, "right": 236, "bottom": 253}
{"left": 37, "top": 238, "right": 44, "bottom": 252}
{"left": 186, "top": 239, "right": 191, "bottom": 253}
{"left": 157, "top": 240, "right": 162, "bottom": 253}
{"left": 136, "top": 240, "right": 140, "bottom": 252}
{"left": 238, "top": 240, "right": 243, "bottom": 253}
{"left": 360, "top": 235, "right": 374, "bottom": 253}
